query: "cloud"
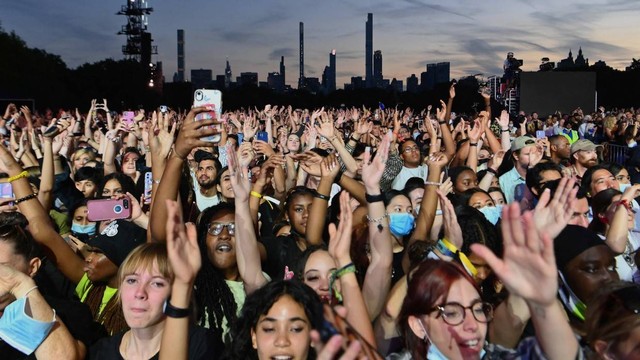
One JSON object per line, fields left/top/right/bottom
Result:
{"left": 268, "top": 48, "right": 295, "bottom": 60}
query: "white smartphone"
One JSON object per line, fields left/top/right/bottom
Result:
{"left": 193, "top": 89, "right": 223, "bottom": 142}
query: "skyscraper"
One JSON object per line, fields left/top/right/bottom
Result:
{"left": 299, "top": 22, "right": 305, "bottom": 89}
{"left": 329, "top": 49, "right": 336, "bottom": 92}
{"left": 177, "top": 29, "right": 185, "bottom": 82}
{"left": 365, "top": 13, "right": 373, "bottom": 88}
{"left": 374, "top": 50, "right": 383, "bottom": 88}
{"left": 280, "top": 56, "right": 285, "bottom": 86}
{"left": 225, "top": 58, "right": 232, "bottom": 89}
{"left": 435, "top": 62, "right": 450, "bottom": 84}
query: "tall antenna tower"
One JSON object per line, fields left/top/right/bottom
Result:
{"left": 117, "top": 0, "right": 157, "bottom": 64}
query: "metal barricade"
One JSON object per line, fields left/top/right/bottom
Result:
{"left": 603, "top": 143, "right": 629, "bottom": 165}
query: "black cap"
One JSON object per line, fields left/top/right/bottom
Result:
{"left": 87, "top": 221, "right": 146, "bottom": 266}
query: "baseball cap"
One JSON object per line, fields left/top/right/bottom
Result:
{"left": 87, "top": 221, "right": 146, "bottom": 266}
{"left": 510, "top": 136, "right": 536, "bottom": 152}
{"left": 570, "top": 139, "right": 603, "bottom": 156}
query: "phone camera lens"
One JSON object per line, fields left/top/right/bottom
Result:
{"left": 123, "top": 199, "right": 129, "bottom": 208}
{"left": 114, "top": 205, "right": 123, "bottom": 214}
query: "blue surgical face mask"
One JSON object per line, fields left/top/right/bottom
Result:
{"left": 72, "top": 223, "right": 96, "bottom": 236}
{"left": 620, "top": 183, "right": 632, "bottom": 193}
{"left": 0, "top": 296, "right": 57, "bottom": 355}
{"left": 419, "top": 319, "right": 485, "bottom": 360}
{"left": 479, "top": 205, "right": 501, "bottom": 225}
{"left": 413, "top": 132, "right": 420, "bottom": 140}
{"left": 388, "top": 213, "right": 415, "bottom": 237}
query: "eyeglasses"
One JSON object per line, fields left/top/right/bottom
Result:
{"left": 429, "top": 300, "right": 494, "bottom": 326}
{"left": 403, "top": 146, "right": 420, "bottom": 153}
{"left": 208, "top": 222, "right": 235, "bottom": 236}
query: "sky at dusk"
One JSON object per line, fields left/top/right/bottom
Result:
{"left": 2, "top": 0, "right": 639, "bottom": 87}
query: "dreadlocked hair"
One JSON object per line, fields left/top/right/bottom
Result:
{"left": 84, "top": 284, "right": 128, "bottom": 335}
{"left": 194, "top": 203, "right": 239, "bottom": 344}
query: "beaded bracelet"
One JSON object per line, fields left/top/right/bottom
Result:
{"left": 15, "top": 193, "right": 38, "bottom": 204}
{"left": 425, "top": 181, "right": 442, "bottom": 187}
{"left": 366, "top": 212, "right": 388, "bottom": 232}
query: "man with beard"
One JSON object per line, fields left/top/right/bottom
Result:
{"left": 192, "top": 150, "right": 222, "bottom": 211}
{"left": 570, "top": 139, "right": 601, "bottom": 180}
{"left": 392, "top": 139, "right": 428, "bottom": 190}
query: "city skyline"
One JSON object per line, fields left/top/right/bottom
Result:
{"left": 2, "top": 0, "right": 640, "bottom": 88}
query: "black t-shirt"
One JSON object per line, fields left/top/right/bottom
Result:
{"left": 262, "top": 234, "right": 305, "bottom": 280}
{"left": 89, "top": 324, "right": 222, "bottom": 360}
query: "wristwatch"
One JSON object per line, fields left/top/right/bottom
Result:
{"left": 163, "top": 299, "right": 190, "bottom": 318}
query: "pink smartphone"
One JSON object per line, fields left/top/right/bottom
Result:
{"left": 122, "top": 111, "right": 135, "bottom": 127}
{"left": 87, "top": 198, "right": 131, "bottom": 221}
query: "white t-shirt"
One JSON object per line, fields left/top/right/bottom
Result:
{"left": 392, "top": 165, "right": 428, "bottom": 191}
{"left": 191, "top": 171, "right": 221, "bottom": 211}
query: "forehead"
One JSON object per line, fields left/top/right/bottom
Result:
{"left": 459, "top": 169, "right": 477, "bottom": 179}
{"left": 210, "top": 211, "right": 234, "bottom": 223}
{"left": 469, "top": 192, "right": 492, "bottom": 204}
{"left": 198, "top": 159, "right": 216, "bottom": 168}
{"left": 388, "top": 194, "right": 411, "bottom": 207}
{"left": 105, "top": 179, "right": 122, "bottom": 188}
{"left": 488, "top": 190, "right": 505, "bottom": 200}
{"left": 540, "top": 170, "right": 562, "bottom": 182}
{"left": 593, "top": 169, "right": 613, "bottom": 180}
{"left": 401, "top": 141, "right": 417, "bottom": 150}
{"left": 305, "top": 250, "right": 335, "bottom": 271}
{"left": 290, "top": 193, "right": 313, "bottom": 204}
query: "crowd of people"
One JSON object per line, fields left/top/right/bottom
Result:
{"left": 0, "top": 83, "right": 639, "bottom": 360}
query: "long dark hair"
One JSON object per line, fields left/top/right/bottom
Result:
{"left": 398, "top": 260, "right": 480, "bottom": 360}
{"left": 223, "top": 280, "right": 324, "bottom": 360}
{"left": 194, "top": 203, "right": 238, "bottom": 343}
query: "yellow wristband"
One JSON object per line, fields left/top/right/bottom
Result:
{"left": 250, "top": 191, "right": 263, "bottom": 199}
{"left": 7, "top": 171, "right": 28, "bottom": 183}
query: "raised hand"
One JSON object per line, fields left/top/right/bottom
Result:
{"left": 354, "top": 118, "right": 372, "bottom": 136}
{"left": 173, "top": 106, "right": 220, "bottom": 159}
{"left": 295, "top": 150, "right": 323, "bottom": 177}
{"left": 449, "top": 83, "right": 456, "bottom": 99}
{"left": 436, "top": 100, "right": 447, "bottom": 122}
{"left": 532, "top": 177, "right": 577, "bottom": 240}
{"left": 471, "top": 203, "right": 558, "bottom": 307}
{"left": 228, "top": 143, "right": 251, "bottom": 203}
{"left": 165, "top": 200, "right": 201, "bottom": 286}
{"left": 328, "top": 191, "right": 354, "bottom": 267}
{"left": 496, "top": 110, "right": 510, "bottom": 129}
{"left": 438, "top": 189, "right": 463, "bottom": 248}
{"left": 467, "top": 119, "right": 483, "bottom": 143}
{"left": 237, "top": 142, "right": 254, "bottom": 168}
{"left": 320, "top": 153, "right": 340, "bottom": 181}
{"left": 315, "top": 113, "right": 335, "bottom": 139}
{"left": 361, "top": 131, "right": 391, "bottom": 191}
{"left": 243, "top": 115, "right": 258, "bottom": 141}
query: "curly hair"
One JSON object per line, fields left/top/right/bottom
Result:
{"left": 222, "top": 280, "right": 324, "bottom": 360}
{"left": 194, "top": 202, "right": 239, "bottom": 343}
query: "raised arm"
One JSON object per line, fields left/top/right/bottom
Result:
{"left": 604, "top": 184, "right": 640, "bottom": 254}
{"left": 466, "top": 119, "right": 483, "bottom": 171}
{"left": 496, "top": 110, "right": 512, "bottom": 151}
{"left": 160, "top": 200, "right": 201, "bottom": 360}
{"left": 409, "top": 152, "right": 448, "bottom": 244}
{"left": 227, "top": 144, "right": 269, "bottom": 294}
{"left": 0, "top": 145, "right": 85, "bottom": 284}
{"left": 328, "top": 191, "right": 377, "bottom": 347}
{"left": 360, "top": 132, "right": 394, "bottom": 319}
{"left": 472, "top": 203, "right": 580, "bottom": 360}
{"left": 305, "top": 154, "right": 339, "bottom": 246}
{"left": 149, "top": 107, "right": 220, "bottom": 242}
{"left": 436, "top": 100, "right": 456, "bottom": 160}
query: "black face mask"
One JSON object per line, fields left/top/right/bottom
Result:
{"left": 479, "top": 158, "right": 490, "bottom": 165}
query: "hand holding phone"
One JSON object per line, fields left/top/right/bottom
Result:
{"left": 193, "top": 89, "right": 223, "bottom": 143}
{"left": 87, "top": 198, "right": 131, "bottom": 222}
